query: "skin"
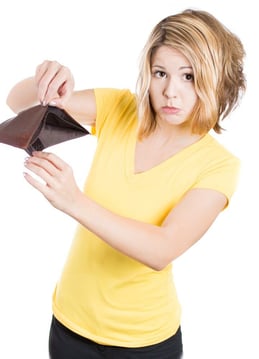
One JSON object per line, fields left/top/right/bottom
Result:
{"left": 150, "top": 46, "right": 197, "bottom": 128}
{"left": 135, "top": 46, "right": 201, "bottom": 173}
{"left": 7, "top": 47, "right": 227, "bottom": 271}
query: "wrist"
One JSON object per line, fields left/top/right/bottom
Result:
{"left": 68, "top": 191, "right": 92, "bottom": 224}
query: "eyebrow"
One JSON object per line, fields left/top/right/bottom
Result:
{"left": 151, "top": 65, "right": 193, "bottom": 70}
{"left": 151, "top": 65, "right": 192, "bottom": 70}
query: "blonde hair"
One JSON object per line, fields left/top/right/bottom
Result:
{"left": 136, "top": 9, "right": 246, "bottom": 139}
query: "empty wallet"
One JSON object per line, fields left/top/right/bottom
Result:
{"left": 0, "top": 104, "right": 89, "bottom": 155}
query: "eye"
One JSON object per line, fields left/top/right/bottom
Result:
{"left": 184, "top": 73, "right": 194, "bottom": 81}
{"left": 153, "top": 70, "right": 167, "bottom": 79}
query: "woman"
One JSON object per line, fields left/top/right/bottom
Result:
{"left": 6, "top": 9, "right": 246, "bottom": 359}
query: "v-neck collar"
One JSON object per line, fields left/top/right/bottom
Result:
{"left": 125, "top": 128, "right": 212, "bottom": 181}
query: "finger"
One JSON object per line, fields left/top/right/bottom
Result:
{"left": 35, "top": 60, "right": 58, "bottom": 103}
{"left": 24, "top": 155, "right": 58, "bottom": 179}
{"left": 50, "top": 79, "right": 74, "bottom": 108}
{"left": 35, "top": 61, "right": 64, "bottom": 104}
{"left": 35, "top": 60, "right": 49, "bottom": 83}
{"left": 24, "top": 157, "right": 58, "bottom": 187}
{"left": 23, "top": 171, "right": 52, "bottom": 199}
{"left": 31, "top": 151, "right": 69, "bottom": 172}
{"left": 44, "top": 67, "right": 74, "bottom": 106}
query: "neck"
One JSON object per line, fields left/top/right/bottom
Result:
{"left": 150, "top": 122, "right": 202, "bottom": 149}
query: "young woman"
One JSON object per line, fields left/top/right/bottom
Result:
{"left": 6, "top": 9, "right": 246, "bottom": 359}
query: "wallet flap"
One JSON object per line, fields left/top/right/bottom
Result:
{"left": 0, "top": 105, "right": 90, "bottom": 154}
{"left": 0, "top": 105, "right": 47, "bottom": 148}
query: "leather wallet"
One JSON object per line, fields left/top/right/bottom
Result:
{"left": 0, "top": 105, "right": 89, "bottom": 155}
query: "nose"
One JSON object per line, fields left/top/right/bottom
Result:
{"left": 163, "top": 77, "right": 178, "bottom": 99}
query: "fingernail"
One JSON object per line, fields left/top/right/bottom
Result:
{"left": 49, "top": 101, "right": 56, "bottom": 106}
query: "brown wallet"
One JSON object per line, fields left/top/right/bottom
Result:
{"left": 0, "top": 104, "right": 89, "bottom": 155}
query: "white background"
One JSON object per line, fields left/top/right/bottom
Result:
{"left": 0, "top": 1, "right": 258, "bottom": 358}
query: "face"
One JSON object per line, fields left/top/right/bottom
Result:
{"left": 149, "top": 46, "right": 198, "bottom": 128}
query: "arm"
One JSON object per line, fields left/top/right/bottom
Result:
{"left": 71, "top": 187, "right": 226, "bottom": 270}
{"left": 24, "top": 152, "right": 227, "bottom": 271}
{"left": 6, "top": 60, "right": 96, "bottom": 126}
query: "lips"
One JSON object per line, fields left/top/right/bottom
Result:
{"left": 162, "top": 106, "right": 180, "bottom": 115}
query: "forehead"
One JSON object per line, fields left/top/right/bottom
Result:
{"left": 151, "top": 46, "right": 191, "bottom": 67}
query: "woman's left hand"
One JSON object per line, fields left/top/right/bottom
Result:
{"left": 24, "top": 151, "right": 82, "bottom": 215}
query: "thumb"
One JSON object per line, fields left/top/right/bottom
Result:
{"left": 48, "top": 98, "right": 65, "bottom": 109}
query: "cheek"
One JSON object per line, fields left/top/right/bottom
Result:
{"left": 149, "top": 82, "right": 162, "bottom": 106}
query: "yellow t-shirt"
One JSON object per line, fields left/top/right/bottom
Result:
{"left": 52, "top": 88, "right": 240, "bottom": 347}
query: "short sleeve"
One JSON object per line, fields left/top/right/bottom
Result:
{"left": 92, "top": 88, "right": 135, "bottom": 138}
{"left": 193, "top": 155, "right": 241, "bottom": 208}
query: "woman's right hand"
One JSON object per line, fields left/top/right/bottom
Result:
{"left": 7, "top": 60, "right": 96, "bottom": 124}
{"left": 35, "top": 60, "right": 75, "bottom": 108}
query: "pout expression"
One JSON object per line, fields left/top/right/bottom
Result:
{"left": 149, "top": 46, "right": 198, "bottom": 127}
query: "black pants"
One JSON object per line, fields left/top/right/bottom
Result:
{"left": 49, "top": 316, "right": 183, "bottom": 358}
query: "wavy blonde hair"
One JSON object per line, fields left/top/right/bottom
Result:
{"left": 136, "top": 9, "right": 246, "bottom": 139}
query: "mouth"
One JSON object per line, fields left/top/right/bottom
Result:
{"left": 162, "top": 106, "right": 180, "bottom": 115}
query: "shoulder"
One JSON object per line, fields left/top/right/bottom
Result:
{"left": 93, "top": 88, "right": 137, "bottom": 137}
{"left": 193, "top": 134, "right": 240, "bottom": 205}
{"left": 196, "top": 134, "right": 240, "bottom": 167}
{"left": 94, "top": 88, "right": 136, "bottom": 110}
